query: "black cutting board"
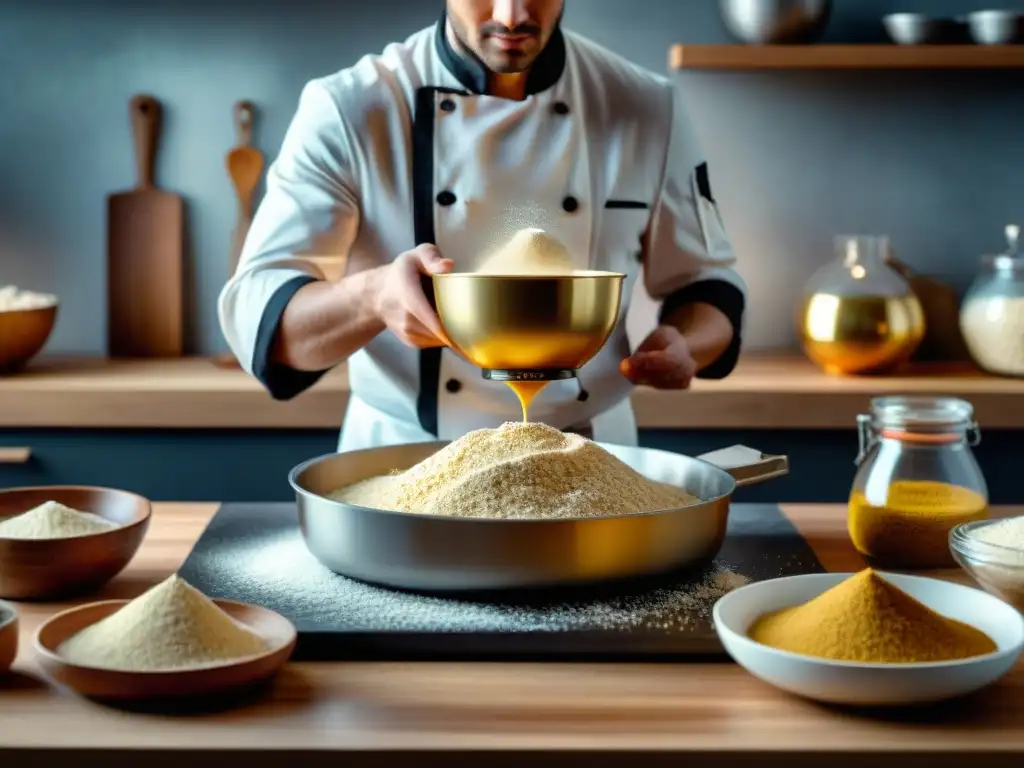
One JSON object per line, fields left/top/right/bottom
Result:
{"left": 178, "top": 503, "right": 824, "bottom": 661}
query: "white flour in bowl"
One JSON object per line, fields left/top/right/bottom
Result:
{"left": 0, "top": 500, "right": 119, "bottom": 540}
{"left": 963, "top": 516, "right": 1024, "bottom": 608}
{"left": 476, "top": 228, "right": 575, "bottom": 275}
{"left": 0, "top": 285, "right": 57, "bottom": 312}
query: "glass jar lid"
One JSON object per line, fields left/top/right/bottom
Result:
{"left": 981, "top": 224, "right": 1023, "bottom": 273}
{"left": 869, "top": 396, "right": 974, "bottom": 433}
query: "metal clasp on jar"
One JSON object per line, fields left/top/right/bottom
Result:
{"left": 854, "top": 413, "right": 982, "bottom": 466}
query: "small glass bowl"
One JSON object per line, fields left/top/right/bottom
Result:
{"left": 950, "top": 518, "right": 1024, "bottom": 611}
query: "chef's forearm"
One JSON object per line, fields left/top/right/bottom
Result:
{"left": 661, "top": 301, "right": 734, "bottom": 372}
{"left": 270, "top": 268, "right": 387, "bottom": 371}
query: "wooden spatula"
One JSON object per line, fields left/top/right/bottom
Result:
{"left": 214, "top": 100, "right": 265, "bottom": 369}
{"left": 227, "top": 100, "right": 264, "bottom": 274}
{"left": 107, "top": 94, "right": 184, "bottom": 358}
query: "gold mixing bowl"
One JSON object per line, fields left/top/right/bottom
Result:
{"left": 0, "top": 304, "right": 58, "bottom": 372}
{"left": 431, "top": 271, "right": 625, "bottom": 374}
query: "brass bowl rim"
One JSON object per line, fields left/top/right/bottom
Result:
{"left": 434, "top": 270, "right": 625, "bottom": 280}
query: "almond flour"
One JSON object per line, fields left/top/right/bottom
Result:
{"left": 329, "top": 421, "right": 700, "bottom": 519}
{"left": 476, "top": 227, "right": 575, "bottom": 275}
{"left": 57, "top": 575, "right": 266, "bottom": 671}
{"left": 0, "top": 500, "right": 119, "bottom": 540}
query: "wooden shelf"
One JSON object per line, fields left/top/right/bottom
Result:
{"left": 1, "top": 354, "right": 1023, "bottom": 430}
{"left": 670, "top": 44, "right": 1024, "bottom": 71}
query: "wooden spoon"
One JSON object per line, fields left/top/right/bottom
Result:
{"left": 227, "top": 100, "right": 264, "bottom": 275}
{"left": 214, "top": 101, "right": 265, "bottom": 369}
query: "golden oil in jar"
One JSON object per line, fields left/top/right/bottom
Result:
{"left": 798, "top": 235, "right": 925, "bottom": 375}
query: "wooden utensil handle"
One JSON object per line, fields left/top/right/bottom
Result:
{"left": 130, "top": 94, "right": 162, "bottom": 189}
{"left": 234, "top": 100, "right": 256, "bottom": 147}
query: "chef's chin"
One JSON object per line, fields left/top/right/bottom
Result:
{"left": 480, "top": 45, "right": 536, "bottom": 74}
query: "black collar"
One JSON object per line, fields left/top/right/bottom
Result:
{"left": 434, "top": 9, "right": 566, "bottom": 96}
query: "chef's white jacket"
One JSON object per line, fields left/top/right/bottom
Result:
{"left": 219, "top": 12, "right": 747, "bottom": 452}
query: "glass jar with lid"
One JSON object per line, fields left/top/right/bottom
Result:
{"left": 799, "top": 235, "right": 926, "bottom": 375}
{"left": 961, "top": 224, "right": 1024, "bottom": 377}
{"left": 848, "top": 396, "right": 988, "bottom": 569}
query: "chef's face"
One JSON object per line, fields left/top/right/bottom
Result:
{"left": 447, "top": 0, "right": 564, "bottom": 74}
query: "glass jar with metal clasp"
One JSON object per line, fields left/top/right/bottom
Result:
{"left": 848, "top": 395, "right": 988, "bottom": 569}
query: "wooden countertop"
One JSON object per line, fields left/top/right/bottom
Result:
{"left": 1, "top": 503, "right": 1022, "bottom": 766}
{"left": 1, "top": 354, "right": 1023, "bottom": 430}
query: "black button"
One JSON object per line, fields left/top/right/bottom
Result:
{"left": 562, "top": 196, "right": 579, "bottom": 213}
{"left": 577, "top": 389, "right": 589, "bottom": 402}
{"left": 436, "top": 190, "right": 457, "bottom": 206}
{"left": 440, "top": 98, "right": 456, "bottom": 112}
{"left": 553, "top": 101, "right": 570, "bottom": 115}
{"left": 446, "top": 378, "right": 462, "bottom": 393}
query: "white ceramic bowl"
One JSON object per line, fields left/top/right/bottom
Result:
{"left": 713, "top": 572, "right": 1024, "bottom": 706}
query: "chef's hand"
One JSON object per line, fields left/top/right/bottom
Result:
{"left": 619, "top": 325, "right": 699, "bottom": 389}
{"left": 374, "top": 245, "right": 453, "bottom": 348}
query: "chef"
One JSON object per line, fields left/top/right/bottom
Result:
{"left": 218, "top": 0, "right": 747, "bottom": 452}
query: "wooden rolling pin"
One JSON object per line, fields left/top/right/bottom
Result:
{"left": 214, "top": 100, "right": 265, "bottom": 369}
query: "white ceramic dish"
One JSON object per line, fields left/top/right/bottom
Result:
{"left": 713, "top": 571, "right": 1024, "bottom": 706}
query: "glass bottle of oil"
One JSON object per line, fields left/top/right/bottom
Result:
{"left": 799, "top": 235, "right": 926, "bottom": 375}
{"left": 848, "top": 396, "right": 988, "bottom": 569}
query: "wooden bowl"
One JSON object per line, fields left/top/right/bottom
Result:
{"left": 0, "top": 600, "right": 17, "bottom": 675}
{"left": 0, "top": 304, "right": 58, "bottom": 372}
{"left": 0, "top": 486, "right": 151, "bottom": 600}
{"left": 35, "top": 599, "right": 297, "bottom": 701}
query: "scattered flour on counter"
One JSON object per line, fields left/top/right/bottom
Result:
{"left": 0, "top": 500, "right": 119, "bottom": 540}
{"left": 0, "top": 285, "right": 57, "bottom": 311}
{"left": 186, "top": 526, "right": 750, "bottom": 634}
{"left": 58, "top": 574, "right": 267, "bottom": 671}
{"left": 476, "top": 227, "right": 576, "bottom": 275}
{"left": 329, "top": 421, "right": 700, "bottom": 520}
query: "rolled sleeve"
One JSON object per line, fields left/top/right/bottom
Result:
{"left": 643, "top": 87, "right": 747, "bottom": 379}
{"left": 217, "top": 79, "right": 361, "bottom": 400}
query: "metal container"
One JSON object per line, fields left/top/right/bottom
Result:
{"left": 967, "top": 10, "right": 1022, "bottom": 45}
{"left": 883, "top": 14, "right": 968, "bottom": 45}
{"left": 289, "top": 442, "right": 788, "bottom": 592}
{"left": 718, "top": 0, "right": 831, "bottom": 44}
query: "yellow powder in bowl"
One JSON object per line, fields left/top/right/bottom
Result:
{"left": 748, "top": 569, "right": 996, "bottom": 663}
{"left": 58, "top": 575, "right": 266, "bottom": 671}
{"left": 329, "top": 421, "right": 700, "bottom": 520}
{"left": 0, "top": 500, "right": 119, "bottom": 540}
{"left": 476, "top": 227, "right": 575, "bottom": 275}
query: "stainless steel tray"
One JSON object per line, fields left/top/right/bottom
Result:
{"left": 289, "top": 442, "right": 788, "bottom": 592}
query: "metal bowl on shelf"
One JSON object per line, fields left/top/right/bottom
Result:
{"left": 718, "top": 0, "right": 832, "bottom": 44}
{"left": 967, "top": 10, "right": 1022, "bottom": 45}
{"left": 289, "top": 441, "right": 788, "bottom": 593}
{"left": 882, "top": 14, "right": 969, "bottom": 45}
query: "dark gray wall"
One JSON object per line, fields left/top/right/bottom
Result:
{"left": 3, "top": 0, "right": 1024, "bottom": 355}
